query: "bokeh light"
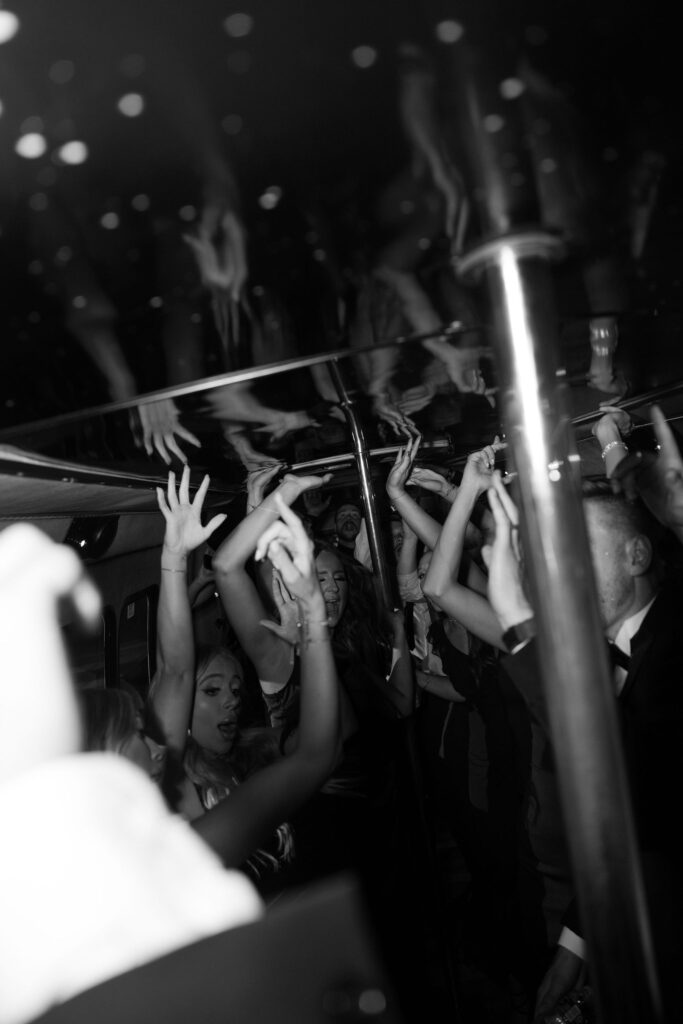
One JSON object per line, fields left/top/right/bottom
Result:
{"left": 500, "top": 77, "right": 525, "bottom": 100}
{"left": 223, "top": 13, "right": 253, "bottom": 38}
{"left": 100, "top": 212, "right": 120, "bottom": 230}
{"left": 49, "top": 60, "right": 75, "bottom": 84}
{"left": 57, "top": 140, "right": 88, "bottom": 165}
{"left": 21, "top": 115, "right": 44, "bottom": 133}
{"left": 435, "top": 20, "right": 464, "bottom": 44}
{"left": 258, "top": 185, "right": 282, "bottom": 210}
{"left": 351, "top": 45, "right": 377, "bottom": 69}
{"left": 15, "top": 133, "right": 47, "bottom": 159}
{"left": 483, "top": 114, "right": 505, "bottom": 133}
{"left": 0, "top": 10, "right": 20, "bottom": 45}
{"left": 131, "top": 193, "right": 150, "bottom": 211}
{"left": 28, "top": 193, "right": 49, "bottom": 212}
{"left": 117, "top": 93, "right": 145, "bottom": 117}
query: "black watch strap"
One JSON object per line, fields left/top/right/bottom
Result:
{"left": 502, "top": 618, "right": 537, "bottom": 654}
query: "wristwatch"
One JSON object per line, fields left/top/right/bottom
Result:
{"left": 502, "top": 617, "right": 537, "bottom": 654}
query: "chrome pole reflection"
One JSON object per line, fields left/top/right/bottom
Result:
{"left": 452, "top": 32, "right": 661, "bottom": 1024}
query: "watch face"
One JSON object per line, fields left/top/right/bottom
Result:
{"left": 503, "top": 619, "right": 536, "bottom": 652}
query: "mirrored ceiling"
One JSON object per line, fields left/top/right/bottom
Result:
{"left": 0, "top": 0, "right": 680, "bottom": 484}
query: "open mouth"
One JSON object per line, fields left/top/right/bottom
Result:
{"left": 217, "top": 720, "right": 237, "bottom": 738}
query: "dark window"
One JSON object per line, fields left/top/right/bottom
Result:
{"left": 118, "top": 587, "right": 158, "bottom": 703}
{"left": 62, "top": 608, "right": 115, "bottom": 690}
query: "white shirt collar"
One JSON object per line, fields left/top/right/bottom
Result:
{"left": 612, "top": 595, "right": 657, "bottom": 657}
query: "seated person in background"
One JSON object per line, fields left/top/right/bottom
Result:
{"left": 484, "top": 468, "right": 683, "bottom": 1022}
{"left": 0, "top": 523, "right": 264, "bottom": 1024}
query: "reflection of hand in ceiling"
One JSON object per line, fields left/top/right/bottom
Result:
{"left": 131, "top": 399, "right": 201, "bottom": 465}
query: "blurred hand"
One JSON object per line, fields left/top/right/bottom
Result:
{"left": 132, "top": 399, "right": 201, "bottom": 465}
{"left": 533, "top": 946, "right": 586, "bottom": 1023}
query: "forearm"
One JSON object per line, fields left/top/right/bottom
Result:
{"left": 594, "top": 423, "right": 629, "bottom": 479}
{"left": 388, "top": 489, "right": 440, "bottom": 549}
{"left": 416, "top": 670, "right": 467, "bottom": 703}
{"left": 213, "top": 480, "right": 298, "bottom": 574}
{"left": 152, "top": 553, "right": 195, "bottom": 751}
{"left": 295, "top": 599, "right": 341, "bottom": 766}
{"left": 424, "top": 481, "right": 479, "bottom": 598}
{"left": 395, "top": 531, "right": 418, "bottom": 578}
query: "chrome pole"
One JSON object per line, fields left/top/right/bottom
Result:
{"left": 451, "top": 31, "right": 661, "bottom": 1023}
{"left": 327, "top": 360, "right": 393, "bottom": 606}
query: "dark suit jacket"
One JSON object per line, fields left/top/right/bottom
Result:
{"left": 503, "top": 582, "right": 683, "bottom": 861}
{"left": 502, "top": 582, "right": 683, "bottom": 1011}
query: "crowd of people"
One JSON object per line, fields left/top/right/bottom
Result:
{"left": 2, "top": 13, "right": 681, "bottom": 1023}
{"left": 2, "top": 393, "right": 682, "bottom": 1023}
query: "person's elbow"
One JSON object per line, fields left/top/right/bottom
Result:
{"left": 211, "top": 545, "right": 241, "bottom": 575}
{"left": 421, "top": 576, "right": 444, "bottom": 603}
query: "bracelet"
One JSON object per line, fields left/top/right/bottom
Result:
{"left": 601, "top": 440, "right": 628, "bottom": 460}
{"left": 297, "top": 617, "right": 331, "bottom": 647}
{"left": 161, "top": 566, "right": 187, "bottom": 573}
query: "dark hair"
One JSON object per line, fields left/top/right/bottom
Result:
{"left": 312, "top": 538, "right": 393, "bottom": 677}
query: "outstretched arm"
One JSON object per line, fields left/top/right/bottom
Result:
{"left": 386, "top": 437, "right": 443, "bottom": 549}
{"left": 150, "top": 467, "right": 227, "bottom": 756}
{"left": 422, "top": 439, "right": 507, "bottom": 649}
{"left": 212, "top": 471, "right": 332, "bottom": 687}
{"left": 590, "top": 403, "right": 632, "bottom": 481}
{"left": 193, "top": 495, "right": 341, "bottom": 867}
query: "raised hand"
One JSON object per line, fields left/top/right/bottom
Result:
{"left": 483, "top": 472, "right": 531, "bottom": 631}
{"left": 278, "top": 471, "right": 333, "bottom": 507}
{"left": 408, "top": 465, "right": 456, "bottom": 502}
{"left": 253, "top": 410, "right": 317, "bottom": 441}
{"left": 371, "top": 391, "right": 420, "bottom": 438}
{"left": 259, "top": 568, "right": 301, "bottom": 647}
{"left": 613, "top": 404, "right": 683, "bottom": 538}
{"left": 592, "top": 403, "right": 633, "bottom": 441}
{"left": 246, "top": 463, "right": 283, "bottom": 512}
{"left": 156, "top": 465, "right": 227, "bottom": 559}
{"left": 461, "top": 435, "right": 507, "bottom": 496}
{"left": 254, "top": 494, "right": 323, "bottom": 612}
{"left": 386, "top": 435, "right": 421, "bottom": 501}
{"left": 132, "top": 398, "right": 202, "bottom": 466}
{"left": 649, "top": 404, "right": 683, "bottom": 530}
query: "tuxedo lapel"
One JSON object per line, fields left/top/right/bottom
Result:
{"left": 618, "top": 590, "right": 665, "bottom": 702}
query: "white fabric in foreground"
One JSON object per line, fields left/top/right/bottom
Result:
{"left": 0, "top": 753, "right": 263, "bottom": 1024}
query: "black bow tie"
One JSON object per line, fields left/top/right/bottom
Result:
{"left": 607, "top": 641, "right": 631, "bottom": 672}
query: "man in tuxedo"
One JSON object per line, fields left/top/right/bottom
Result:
{"left": 484, "top": 475, "right": 683, "bottom": 1021}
